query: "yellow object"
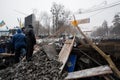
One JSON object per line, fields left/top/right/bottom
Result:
{"left": 71, "top": 20, "right": 78, "bottom": 27}
{"left": 17, "top": 18, "right": 24, "bottom": 28}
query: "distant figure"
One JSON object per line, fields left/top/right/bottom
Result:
{"left": 25, "top": 25, "right": 36, "bottom": 61}
{"left": 21, "top": 27, "right": 25, "bottom": 34}
{"left": 12, "top": 29, "right": 26, "bottom": 63}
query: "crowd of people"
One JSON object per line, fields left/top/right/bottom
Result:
{"left": 9, "top": 25, "right": 36, "bottom": 63}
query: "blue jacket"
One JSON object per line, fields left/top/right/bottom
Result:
{"left": 12, "top": 29, "right": 26, "bottom": 49}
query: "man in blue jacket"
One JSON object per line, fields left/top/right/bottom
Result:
{"left": 12, "top": 29, "right": 26, "bottom": 63}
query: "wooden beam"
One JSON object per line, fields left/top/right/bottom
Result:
{"left": 0, "top": 53, "right": 15, "bottom": 57}
{"left": 42, "top": 44, "right": 58, "bottom": 59}
{"left": 58, "top": 36, "right": 75, "bottom": 73}
{"left": 65, "top": 65, "right": 113, "bottom": 80}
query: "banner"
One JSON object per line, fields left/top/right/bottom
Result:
{"left": 77, "top": 18, "right": 90, "bottom": 24}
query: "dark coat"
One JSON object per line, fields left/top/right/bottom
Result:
{"left": 25, "top": 26, "right": 36, "bottom": 47}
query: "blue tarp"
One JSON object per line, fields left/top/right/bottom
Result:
{"left": 66, "top": 54, "right": 77, "bottom": 72}
{"left": 0, "top": 48, "right": 5, "bottom": 53}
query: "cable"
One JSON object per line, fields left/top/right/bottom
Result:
{"left": 14, "top": 10, "right": 28, "bottom": 16}
{"left": 88, "top": 9, "right": 106, "bottom": 18}
{"left": 81, "top": 0, "right": 120, "bottom": 14}
{"left": 76, "top": 1, "right": 120, "bottom": 24}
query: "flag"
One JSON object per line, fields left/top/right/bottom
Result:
{"left": 17, "top": 18, "right": 23, "bottom": 28}
{"left": 0, "top": 20, "right": 5, "bottom": 27}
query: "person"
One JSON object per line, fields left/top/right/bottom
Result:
{"left": 6, "top": 36, "right": 14, "bottom": 53}
{"left": 21, "top": 27, "right": 25, "bottom": 34}
{"left": 25, "top": 25, "right": 36, "bottom": 61}
{"left": 21, "top": 27, "right": 27, "bottom": 57}
{"left": 12, "top": 29, "right": 26, "bottom": 63}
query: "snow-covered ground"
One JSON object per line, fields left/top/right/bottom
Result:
{"left": 36, "top": 38, "right": 60, "bottom": 44}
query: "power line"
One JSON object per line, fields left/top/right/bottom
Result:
{"left": 88, "top": 9, "right": 106, "bottom": 18}
{"left": 14, "top": 10, "right": 28, "bottom": 16}
{"left": 81, "top": 0, "right": 120, "bottom": 14}
{"left": 77, "top": 1, "right": 120, "bottom": 19}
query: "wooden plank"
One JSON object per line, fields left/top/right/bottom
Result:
{"left": 65, "top": 40, "right": 73, "bottom": 44}
{"left": 42, "top": 44, "right": 58, "bottom": 59}
{"left": 0, "top": 53, "right": 15, "bottom": 57}
{"left": 58, "top": 37, "right": 75, "bottom": 73}
{"left": 65, "top": 65, "right": 113, "bottom": 80}
{"left": 77, "top": 18, "right": 90, "bottom": 24}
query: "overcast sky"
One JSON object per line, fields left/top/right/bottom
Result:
{"left": 0, "top": 0, "right": 120, "bottom": 30}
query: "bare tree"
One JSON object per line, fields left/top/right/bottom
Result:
{"left": 91, "top": 20, "right": 109, "bottom": 39}
{"left": 111, "top": 14, "right": 120, "bottom": 36}
{"left": 34, "top": 21, "right": 40, "bottom": 36}
{"left": 40, "top": 12, "right": 50, "bottom": 35}
{"left": 50, "top": 2, "right": 73, "bottom": 36}
{"left": 91, "top": 14, "right": 120, "bottom": 39}
{"left": 102, "top": 20, "right": 109, "bottom": 37}
{"left": 50, "top": 2, "right": 65, "bottom": 32}
{"left": 38, "top": 12, "right": 51, "bottom": 36}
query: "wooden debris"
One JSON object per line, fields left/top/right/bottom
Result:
{"left": 42, "top": 44, "right": 58, "bottom": 59}
{"left": 65, "top": 65, "right": 113, "bottom": 80}
{"left": 58, "top": 36, "right": 75, "bottom": 73}
{"left": 0, "top": 53, "right": 15, "bottom": 57}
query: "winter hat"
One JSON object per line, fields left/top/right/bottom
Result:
{"left": 17, "top": 29, "right": 22, "bottom": 33}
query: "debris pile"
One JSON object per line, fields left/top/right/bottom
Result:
{"left": 0, "top": 49, "right": 67, "bottom": 80}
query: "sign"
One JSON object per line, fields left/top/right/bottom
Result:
{"left": 71, "top": 20, "right": 78, "bottom": 27}
{"left": 71, "top": 18, "right": 90, "bottom": 26}
{"left": 77, "top": 18, "right": 90, "bottom": 24}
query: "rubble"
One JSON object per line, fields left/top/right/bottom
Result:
{"left": 0, "top": 49, "right": 67, "bottom": 80}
